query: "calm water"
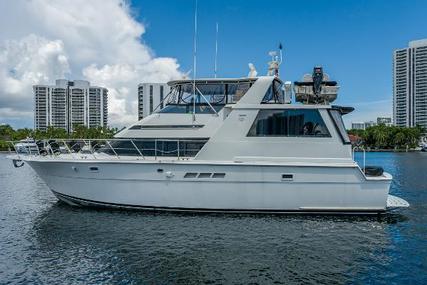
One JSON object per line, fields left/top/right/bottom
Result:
{"left": 0, "top": 152, "right": 426, "bottom": 285}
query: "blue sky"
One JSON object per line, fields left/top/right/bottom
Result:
{"left": 131, "top": 0, "right": 427, "bottom": 125}
{"left": 0, "top": 0, "right": 426, "bottom": 128}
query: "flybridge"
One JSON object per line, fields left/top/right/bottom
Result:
{"left": 165, "top": 78, "right": 257, "bottom": 106}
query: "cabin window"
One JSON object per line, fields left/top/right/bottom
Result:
{"left": 129, "top": 124, "right": 204, "bottom": 130}
{"left": 227, "top": 82, "right": 252, "bottom": 103}
{"left": 100, "top": 139, "right": 208, "bottom": 157}
{"left": 247, "top": 109, "right": 331, "bottom": 137}
{"left": 328, "top": 109, "right": 351, "bottom": 144}
{"left": 159, "top": 104, "right": 224, "bottom": 114}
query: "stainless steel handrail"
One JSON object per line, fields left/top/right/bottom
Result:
{"left": 352, "top": 146, "right": 366, "bottom": 170}
{"left": 7, "top": 138, "right": 205, "bottom": 160}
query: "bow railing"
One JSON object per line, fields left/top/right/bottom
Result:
{"left": 7, "top": 138, "right": 207, "bottom": 160}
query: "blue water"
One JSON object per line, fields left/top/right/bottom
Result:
{"left": 0, "top": 152, "right": 426, "bottom": 284}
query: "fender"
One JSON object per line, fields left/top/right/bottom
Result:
{"left": 12, "top": 159, "right": 24, "bottom": 168}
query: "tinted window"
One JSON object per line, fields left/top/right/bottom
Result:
{"left": 100, "top": 139, "right": 207, "bottom": 157}
{"left": 166, "top": 81, "right": 255, "bottom": 106}
{"left": 227, "top": 82, "right": 252, "bottom": 103}
{"left": 159, "top": 104, "right": 224, "bottom": 114}
{"left": 247, "top": 109, "right": 330, "bottom": 137}
{"left": 329, "top": 109, "right": 351, "bottom": 144}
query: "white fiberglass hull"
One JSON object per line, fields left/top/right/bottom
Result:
{"left": 21, "top": 157, "right": 394, "bottom": 214}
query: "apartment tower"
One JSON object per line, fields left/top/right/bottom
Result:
{"left": 138, "top": 83, "right": 170, "bottom": 120}
{"left": 34, "top": 80, "right": 108, "bottom": 132}
{"left": 393, "top": 39, "right": 427, "bottom": 132}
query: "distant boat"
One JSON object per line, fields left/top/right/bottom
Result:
{"left": 14, "top": 138, "right": 38, "bottom": 155}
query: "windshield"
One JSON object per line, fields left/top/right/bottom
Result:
{"left": 166, "top": 81, "right": 254, "bottom": 106}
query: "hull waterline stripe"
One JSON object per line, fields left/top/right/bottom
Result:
{"left": 52, "top": 190, "right": 386, "bottom": 215}
{"left": 46, "top": 173, "right": 386, "bottom": 184}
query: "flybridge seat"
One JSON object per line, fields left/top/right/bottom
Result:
{"left": 294, "top": 66, "right": 339, "bottom": 104}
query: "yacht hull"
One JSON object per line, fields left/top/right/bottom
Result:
{"left": 23, "top": 158, "right": 393, "bottom": 214}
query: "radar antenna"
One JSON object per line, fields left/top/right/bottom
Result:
{"left": 214, "top": 22, "right": 218, "bottom": 78}
{"left": 267, "top": 43, "right": 283, "bottom": 77}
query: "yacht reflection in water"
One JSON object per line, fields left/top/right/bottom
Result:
{"left": 30, "top": 203, "right": 407, "bottom": 284}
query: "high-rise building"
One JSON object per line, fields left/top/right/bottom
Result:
{"left": 377, "top": 117, "right": 392, "bottom": 126}
{"left": 393, "top": 39, "right": 427, "bottom": 132}
{"left": 351, "top": 122, "right": 366, "bottom": 130}
{"left": 351, "top": 120, "right": 380, "bottom": 130}
{"left": 364, "top": 121, "right": 377, "bottom": 128}
{"left": 34, "top": 80, "right": 108, "bottom": 132}
{"left": 138, "top": 83, "right": 170, "bottom": 120}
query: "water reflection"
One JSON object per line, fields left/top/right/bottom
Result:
{"left": 29, "top": 202, "right": 401, "bottom": 284}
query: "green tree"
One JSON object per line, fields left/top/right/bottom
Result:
{"left": 348, "top": 125, "right": 423, "bottom": 150}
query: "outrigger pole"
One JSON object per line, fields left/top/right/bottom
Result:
{"left": 192, "top": 0, "right": 198, "bottom": 123}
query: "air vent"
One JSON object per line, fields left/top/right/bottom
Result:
{"left": 183, "top": 172, "right": 226, "bottom": 179}
{"left": 89, "top": 166, "right": 99, "bottom": 172}
{"left": 184, "top": 172, "right": 197, "bottom": 178}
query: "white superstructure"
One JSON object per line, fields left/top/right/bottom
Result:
{"left": 393, "top": 39, "right": 427, "bottom": 132}
{"left": 12, "top": 75, "right": 409, "bottom": 214}
{"left": 34, "top": 80, "right": 108, "bottom": 132}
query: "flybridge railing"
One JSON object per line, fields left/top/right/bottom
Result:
{"left": 7, "top": 138, "right": 207, "bottom": 160}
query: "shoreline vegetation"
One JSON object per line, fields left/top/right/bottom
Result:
{"left": 348, "top": 125, "right": 424, "bottom": 151}
{"left": 0, "top": 124, "right": 117, "bottom": 151}
{"left": 0, "top": 124, "right": 425, "bottom": 152}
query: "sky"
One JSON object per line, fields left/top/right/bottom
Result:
{"left": 0, "top": 0, "right": 426, "bottom": 129}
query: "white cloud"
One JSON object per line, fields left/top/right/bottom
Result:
{"left": 0, "top": 34, "right": 70, "bottom": 111}
{"left": 0, "top": 0, "right": 182, "bottom": 127}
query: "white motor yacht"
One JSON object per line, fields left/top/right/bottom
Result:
{"left": 8, "top": 68, "right": 409, "bottom": 213}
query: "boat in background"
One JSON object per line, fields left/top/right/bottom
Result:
{"left": 421, "top": 139, "right": 427, "bottom": 152}
{"left": 14, "top": 138, "right": 38, "bottom": 155}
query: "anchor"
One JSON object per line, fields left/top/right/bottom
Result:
{"left": 12, "top": 159, "right": 24, "bottom": 168}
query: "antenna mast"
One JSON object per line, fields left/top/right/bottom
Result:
{"left": 192, "top": 0, "right": 198, "bottom": 122}
{"left": 214, "top": 22, "right": 218, "bottom": 78}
